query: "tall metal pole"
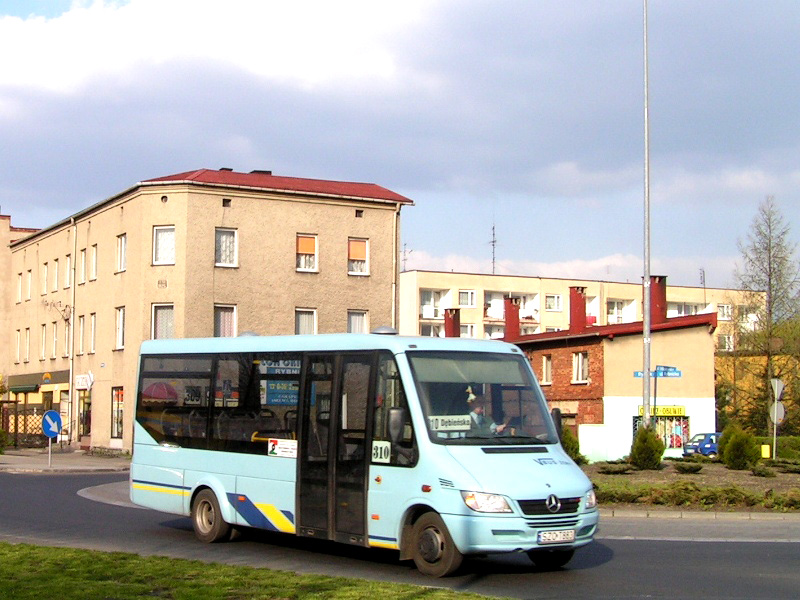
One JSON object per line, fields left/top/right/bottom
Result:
{"left": 642, "top": 0, "right": 652, "bottom": 426}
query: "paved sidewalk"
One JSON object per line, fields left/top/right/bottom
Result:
{"left": 0, "top": 446, "right": 130, "bottom": 473}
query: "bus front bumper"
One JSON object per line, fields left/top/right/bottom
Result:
{"left": 442, "top": 510, "right": 599, "bottom": 555}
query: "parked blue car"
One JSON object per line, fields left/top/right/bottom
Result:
{"left": 683, "top": 432, "right": 722, "bottom": 458}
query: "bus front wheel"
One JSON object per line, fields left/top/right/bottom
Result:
{"left": 410, "top": 512, "right": 463, "bottom": 577}
{"left": 192, "top": 489, "right": 231, "bottom": 543}
{"left": 527, "top": 548, "right": 575, "bottom": 570}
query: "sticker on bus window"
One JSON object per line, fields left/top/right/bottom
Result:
{"left": 268, "top": 438, "right": 297, "bottom": 458}
{"left": 371, "top": 441, "right": 391, "bottom": 463}
{"left": 428, "top": 415, "right": 472, "bottom": 431}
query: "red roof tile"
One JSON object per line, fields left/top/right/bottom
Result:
{"left": 141, "top": 169, "right": 413, "bottom": 204}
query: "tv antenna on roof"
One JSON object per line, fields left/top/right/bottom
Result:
{"left": 490, "top": 223, "right": 497, "bottom": 274}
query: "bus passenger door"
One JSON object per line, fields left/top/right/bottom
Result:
{"left": 298, "top": 353, "right": 374, "bottom": 545}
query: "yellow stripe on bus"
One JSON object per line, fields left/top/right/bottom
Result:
{"left": 132, "top": 483, "right": 190, "bottom": 496}
{"left": 255, "top": 503, "right": 296, "bottom": 533}
{"left": 369, "top": 540, "right": 399, "bottom": 550}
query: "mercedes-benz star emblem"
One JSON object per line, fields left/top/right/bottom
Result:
{"left": 545, "top": 494, "right": 562, "bottom": 513}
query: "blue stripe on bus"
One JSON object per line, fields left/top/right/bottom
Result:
{"left": 131, "top": 479, "right": 191, "bottom": 491}
{"left": 226, "top": 493, "right": 296, "bottom": 533}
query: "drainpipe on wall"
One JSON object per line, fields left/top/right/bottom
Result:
{"left": 391, "top": 204, "right": 399, "bottom": 329}
{"left": 443, "top": 308, "right": 460, "bottom": 337}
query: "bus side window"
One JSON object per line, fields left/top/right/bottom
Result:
{"left": 372, "top": 353, "right": 416, "bottom": 466}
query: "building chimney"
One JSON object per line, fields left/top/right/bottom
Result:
{"left": 504, "top": 297, "right": 521, "bottom": 340}
{"left": 444, "top": 308, "right": 461, "bottom": 337}
{"left": 649, "top": 275, "right": 667, "bottom": 324}
{"left": 569, "top": 287, "right": 588, "bottom": 333}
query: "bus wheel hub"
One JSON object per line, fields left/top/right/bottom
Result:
{"left": 418, "top": 527, "right": 444, "bottom": 562}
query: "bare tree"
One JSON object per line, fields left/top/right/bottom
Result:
{"left": 729, "top": 196, "right": 800, "bottom": 433}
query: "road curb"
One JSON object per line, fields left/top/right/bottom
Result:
{"left": 599, "top": 507, "right": 800, "bottom": 521}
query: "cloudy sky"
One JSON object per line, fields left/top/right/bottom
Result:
{"left": 2, "top": 1, "right": 799, "bottom": 289}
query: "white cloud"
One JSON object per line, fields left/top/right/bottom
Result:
{"left": 0, "top": 0, "right": 429, "bottom": 93}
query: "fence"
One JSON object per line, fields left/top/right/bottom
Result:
{"left": 1, "top": 404, "right": 49, "bottom": 447}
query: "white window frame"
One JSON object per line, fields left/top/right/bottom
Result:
{"left": 295, "top": 308, "right": 317, "bottom": 335}
{"left": 41, "top": 262, "right": 48, "bottom": 295}
{"left": 458, "top": 290, "right": 476, "bottom": 307}
{"left": 77, "top": 315, "right": 85, "bottom": 355}
{"left": 151, "top": 303, "right": 175, "bottom": 340}
{"left": 63, "top": 321, "right": 70, "bottom": 357}
{"left": 214, "top": 304, "right": 237, "bottom": 337}
{"left": 347, "top": 310, "right": 369, "bottom": 333}
{"left": 718, "top": 304, "right": 732, "bottom": 321}
{"left": 90, "top": 313, "right": 96, "bottom": 353}
{"left": 460, "top": 323, "right": 475, "bottom": 338}
{"left": 79, "top": 248, "right": 86, "bottom": 284}
{"left": 15, "top": 329, "right": 21, "bottom": 363}
{"left": 64, "top": 254, "right": 72, "bottom": 288}
{"left": 52, "top": 259, "right": 59, "bottom": 292}
{"left": 420, "top": 323, "right": 442, "bottom": 337}
{"left": 153, "top": 226, "right": 176, "bottom": 266}
{"left": 347, "top": 237, "right": 369, "bottom": 276}
{"left": 40, "top": 324, "right": 47, "bottom": 360}
{"left": 545, "top": 294, "right": 562, "bottom": 312}
{"left": 572, "top": 351, "right": 589, "bottom": 384}
{"left": 89, "top": 244, "right": 97, "bottom": 280}
{"left": 115, "top": 307, "right": 125, "bottom": 349}
{"left": 718, "top": 334, "right": 734, "bottom": 351}
{"left": 541, "top": 355, "right": 552, "bottom": 385}
{"left": 24, "top": 328, "right": 30, "bottom": 362}
{"left": 17, "top": 273, "right": 22, "bottom": 303}
{"left": 607, "top": 300, "right": 625, "bottom": 324}
{"left": 116, "top": 234, "right": 127, "bottom": 273}
{"left": 26, "top": 270, "right": 32, "bottom": 300}
{"left": 215, "top": 228, "right": 238, "bottom": 267}
{"left": 295, "top": 234, "right": 318, "bottom": 272}
{"left": 51, "top": 321, "right": 57, "bottom": 359}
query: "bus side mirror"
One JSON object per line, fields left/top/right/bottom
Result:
{"left": 551, "top": 407, "right": 563, "bottom": 442}
{"left": 388, "top": 407, "right": 406, "bottom": 444}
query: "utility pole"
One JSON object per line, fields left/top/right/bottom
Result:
{"left": 642, "top": 0, "right": 652, "bottom": 426}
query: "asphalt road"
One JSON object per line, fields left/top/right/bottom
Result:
{"left": 2, "top": 472, "right": 800, "bottom": 599}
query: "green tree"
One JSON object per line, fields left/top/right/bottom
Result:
{"left": 629, "top": 426, "right": 664, "bottom": 470}
{"left": 730, "top": 196, "right": 800, "bottom": 434}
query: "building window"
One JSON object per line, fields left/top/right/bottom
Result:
{"left": 15, "top": 329, "right": 21, "bottom": 363}
{"left": 215, "top": 228, "right": 238, "bottom": 267}
{"left": 90, "top": 244, "right": 98, "bottom": 280}
{"left": 460, "top": 323, "right": 475, "bottom": 338}
{"left": 420, "top": 290, "right": 442, "bottom": 319}
{"left": 116, "top": 234, "right": 127, "bottom": 272}
{"left": 347, "top": 310, "right": 368, "bottom": 333}
{"left": 111, "top": 387, "right": 124, "bottom": 439}
{"left": 214, "top": 304, "right": 237, "bottom": 337}
{"left": 42, "top": 262, "right": 48, "bottom": 295}
{"left": 718, "top": 304, "right": 732, "bottom": 321}
{"left": 79, "top": 248, "right": 86, "bottom": 283}
{"left": 296, "top": 234, "right": 317, "bottom": 271}
{"left": 485, "top": 325, "right": 505, "bottom": 339}
{"left": 152, "top": 304, "right": 175, "bottom": 339}
{"left": 668, "top": 302, "right": 699, "bottom": 317}
{"left": 572, "top": 351, "right": 589, "bottom": 383}
{"left": 115, "top": 307, "right": 126, "bottom": 349}
{"left": 420, "top": 324, "right": 442, "bottom": 337}
{"left": 64, "top": 254, "right": 72, "bottom": 288}
{"left": 459, "top": 290, "right": 476, "bottom": 307}
{"left": 347, "top": 238, "right": 368, "bottom": 275}
{"left": 718, "top": 334, "right": 734, "bottom": 352}
{"left": 52, "top": 259, "right": 59, "bottom": 292}
{"left": 541, "top": 355, "right": 552, "bottom": 385}
{"left": 153, "top": 226, "right": 176, "bottom": 265}
{"left": 40, "top": 324, "right": 46, "bottom": 360}
{"left": 607, "top": 300, "right": 625, "bottom": 324}
{"left": 25, "top": 328, "right": 30, "bottom": 362}
{"left": 26, "top": 270, "right": 32, "bottom": 300}
{"left": 545, "top": 294, "right": 562, "bottom": 312}
{"left": 64, "top": 321, "right": 71, "bottom": 357}
{"left": 78, "top": 315, "right": 85, "bottom": 355}
{"left": 17, "top": 273, "right": 22, "bottom": 303}
{"left": 90, "top": 313, "right": 96, "bottom": 353}
{"left": 295, "top": 308, "right": 317, "bottom": 335}
{"left": 51, "top": 321, "right": 58, "bottom": 359}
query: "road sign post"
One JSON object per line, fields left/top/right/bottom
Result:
{"left": 770, "top": 378, "right": 785, "bottom": 459}
{"left": 42, "top": 410, "right": 62, "bottom": 468}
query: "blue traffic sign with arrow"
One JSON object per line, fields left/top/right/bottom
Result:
{"left": 42, "top": 410, "right": 62, "bottom": 439}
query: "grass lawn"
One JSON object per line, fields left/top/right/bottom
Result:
{"left": 0, "top": 542, "right": 494, "bottom": 600}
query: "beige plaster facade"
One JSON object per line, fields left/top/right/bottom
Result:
{"left": 3, "top": 169, "right": 410, "bottom": 451}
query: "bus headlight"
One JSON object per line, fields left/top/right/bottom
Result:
{"left": 461, "top": 491, "right": 512, "bottom": 513}
{"left": 585, "top": 489, "right": 597, "bottom": 510}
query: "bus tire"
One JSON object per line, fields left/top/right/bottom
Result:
{"left": 192, "top": 489, "right": 231, "bottom": 543}
{"left": 410, "top": 512, "right": 463, "bottom": 577}
{"left": 527, "top": 548, "right": 575, "bottom": 570}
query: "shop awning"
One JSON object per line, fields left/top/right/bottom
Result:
{"left": 9, "top": 385, "right": 39, "bottom": 393}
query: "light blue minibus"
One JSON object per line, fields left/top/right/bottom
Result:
{"left": 130, "top": 332, "right": 597, "bottom": 576}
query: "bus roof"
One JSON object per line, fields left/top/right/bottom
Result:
{"left": 139, "top": 334, "right": 523, "bottom": 357}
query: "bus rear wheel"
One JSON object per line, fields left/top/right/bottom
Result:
{"left": 527, "top": 548, "right": 575, "bottom": 570}
{"left": 410, "top": 512, "right": 463, "bottom": 577}
{"left": 192, "top": 489, "right": 231, "bottom": 543}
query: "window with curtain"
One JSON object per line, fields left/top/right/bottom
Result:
{"left": 295, "top": 308, "right": 316, "bottom": 334}
{"left": 152, "top": 304, "right": 175, "bottom": 339}
{"left": 115, "top": 307, "right": 125, "bottom": 349}
{"left": 541, "top": 355, "right": 552, "bottom": 385}
{"left": 111, "top": 387, "right": 124, "bottom": 439}
{"left": 572, "top": 351, "right": 589, "bottom": 383}
{"left": 347, "top": 238, "right": 368, "bottom": 274}
{"left": 153, "top": 226, "right": 175, "bottom": 265}
{"left": 214, "top": 305, "right": 236, "bottom": 337}
{"left": 347, "top": 310, "right": 368, "bottom": 333}
{"left": 215, "top": 228, "right": 237, "bottom": 267}
{"left": 296, "top": 234, "right": 317, "bottom": 271}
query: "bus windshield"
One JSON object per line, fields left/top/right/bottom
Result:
{"left": 407, "top": 351, "right": 558, "bottom": 446}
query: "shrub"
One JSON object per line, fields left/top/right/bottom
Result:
{"left": 674, "top": 462, "right": 703, "bottom": 474}
{"left": 0, "top": 429, "right": 8, "bottom": 454}
{"left": 597, "top": 463, "right": 633, "bottom": 475}
{"left": 755, "top": 436, "right": 800, "bottom": 461}
{"left": 723, "top": 429, "right": 761, "bottom": 470}
{"left": 560, "top": 427, "right": 587, "bottom": 465}
{"left": 751, "top": 464, "right": 776, "bottom": 478}
{"left": 629, "top": 426, "right": 665, "bottom": 470}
